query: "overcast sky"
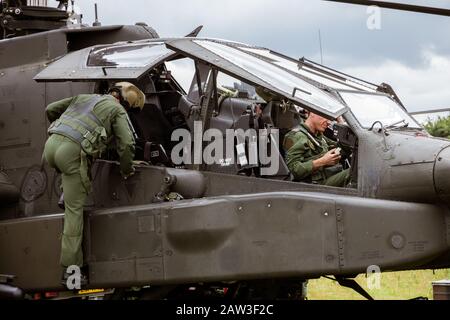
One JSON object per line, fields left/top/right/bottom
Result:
{"left": 52, "top": 0, "right": 450, "bottom": 112}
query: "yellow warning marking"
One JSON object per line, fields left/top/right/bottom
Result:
{"left": 78, "top": 289, "right": 105, "bottom": 295}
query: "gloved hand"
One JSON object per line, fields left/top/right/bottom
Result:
{"left": 133, "top": 160, "right": 149, "bottom": 166}
{"left": 120, "top": 161, "right": 149, "bottom": 179}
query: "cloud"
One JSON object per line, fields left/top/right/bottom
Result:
{"left": 342, "top": 49, "right": 450, "bottom": 112}
{"left": 56, "top": 0, "right": 450, "bottom": 64}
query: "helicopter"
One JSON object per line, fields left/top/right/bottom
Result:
{"left": 1, "top": 0, "right": 450, "bottom": 300}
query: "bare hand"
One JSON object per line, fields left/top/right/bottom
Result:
{"left": 319, "top": 149, "right": 341, "bottom": 167}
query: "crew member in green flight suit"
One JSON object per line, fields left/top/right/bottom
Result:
{"left": 43, "top": 82, "right": 145, "bottom": 285}
{"left": 283, "top": 111, "right": 350, "bottom": 187}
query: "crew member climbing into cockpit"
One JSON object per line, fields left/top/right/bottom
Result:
{"left": 43, "top": 82, "right": 145, "bottom": 287}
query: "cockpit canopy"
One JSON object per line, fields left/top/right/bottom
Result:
{"left": 35, "top": 37, "right": 417, "bottom": 128}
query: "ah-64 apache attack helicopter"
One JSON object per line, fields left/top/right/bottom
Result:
{"left": 0, "top": 0, "right": 450, "bottom": 300}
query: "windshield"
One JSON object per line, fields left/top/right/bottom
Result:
{"left": 339, "top": 92, "right": 421, "bottom": 129}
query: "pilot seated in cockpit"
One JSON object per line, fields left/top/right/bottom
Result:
{"left": 283, "top": 111, "right": 350, "bottom": 187}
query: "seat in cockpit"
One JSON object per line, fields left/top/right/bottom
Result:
{"left": 126, "top": 78, "right": 173, "bottom": 165}
{"left": 129, "top": 103, "right": 172, "bottom": 146}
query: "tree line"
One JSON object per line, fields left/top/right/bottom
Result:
{"left": 425, "top": 116, "right": 450, "bottom": 139}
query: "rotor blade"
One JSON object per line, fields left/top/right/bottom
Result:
{"left": 323, "top": 0, "right": 450, "bottom": 17}
{"left": 410, "top": 107, "right": 450, "bottom": 116}
{"left": 185, "top": 25, "right": 203, "bottom": 37}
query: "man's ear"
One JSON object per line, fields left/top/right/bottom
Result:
{"left": 109, "top": 90, "right": 120, "bottom": 99}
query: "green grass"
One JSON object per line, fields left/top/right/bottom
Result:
{"left": 307, "top": 269, "right": 450, "bottom": 300}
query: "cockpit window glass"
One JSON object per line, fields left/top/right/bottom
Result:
{"left": 165, "top": 58, "right": 196, "bottom": 93}
{"left": 35, "top": 40, "right": 178, "bottom": 81}
{"left": 339, "top": 91, "right": 421, "bottom": 129}
{"left": 238, "top": 47, "right": 375, "bottom": 92}
{"left": 88, "top": 42, "right": 173, "bottom": 68}
{"left": 189, "top": 39, "right": 346, "bottom": 117}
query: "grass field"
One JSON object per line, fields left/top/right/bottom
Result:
{"left": 307, "top": 269, "right": 450, "bottom": 300}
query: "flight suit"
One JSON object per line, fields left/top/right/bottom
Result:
{"left": 284, "top": 123, "right": 350, "bottom": 187}
{"left": 44, "top": 94, "right": 135, "bottom": 267}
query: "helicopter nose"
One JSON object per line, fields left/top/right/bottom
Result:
{"left": 434, "top": 146, "right": 450, "bottom": 204}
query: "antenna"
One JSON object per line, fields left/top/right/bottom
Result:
{"left": 93, "top": 3, "right": 101, "bottom": 26}
{"left": 318, "top": 29, "right": 324, "bottom": 64}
